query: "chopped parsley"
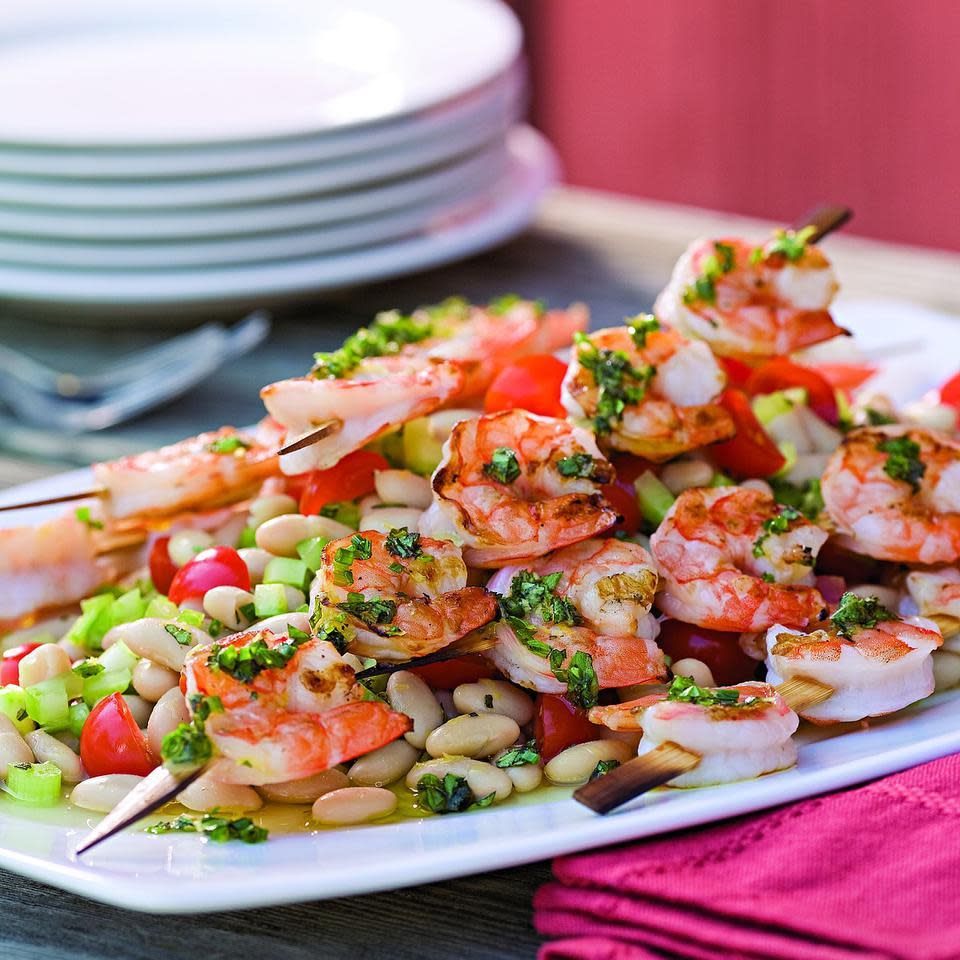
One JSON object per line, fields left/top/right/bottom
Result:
{"left": 206, "top": 435, "right": 251, "bottom": 455}
{"left": 831, "top": 592, "right": 896, "bottom": 640}
{"left": 574, "top": 332, "right": 655, "bottom": 436}
{"left": 206, "top": 632, "right": 309, "bottom": 684}
{"left": 495, "top": 739, "right": 540, "bottom": 768}
{"left": 556, "top": 453, "right": 597, "bottom": 479}
{"left": 666, "top": 675, "right": 741, "bottom": 707}
{"left": 310, "top": 600, "right": 352, "bottom": 654}
{"left": 751, "top": 225, "right": 816, "bottom": 264}
{"left": 337, "top": 593, "right": 400, "bottom": 633}
{"left": 627, "top": 313, "right": 660, "bottom": 349}
{"left": 498, "top": 570, "right": 580, "bottom": 626}
{"left": 877, "top": 436, "right": 926, "bottom": 491}
{"left": 770, "top": 477, "right": 824, "bottom": 520}
{"left": 333, "top": 533, "right": 372, "bottom": 586}
{"left": 72, "top": 660, "right": 104, "bottom": 678}
{"left": 550, "top": 649, "right": 599, "bottom": 710}
{"left": 488, "top": 294, "right": 545, "bottom": 316}
{"left": 865, "top": 408, "right": 897, "bottom": 427}
{"left": 682, "top": 241, "right": 737, "bottom": 306}
{"left": 319, "top": 501, "right": 361, "bottom": 529}
{"left": 415, "top": 773, "right": 495, "bottom": 814}
{"left": 164, "top": 623, "right": 193, "bottom": 646}
{"left": 589, "top": 759, "right": 621, "bottom": 781}
{"left": 483, "top": 447, "right": 521, "bottom": 484}
{"left": 752, "top": 505, "right": 803, "bottom": 559}
{"left": 388, "top": 561, "right": 405, "bottom": 574}
{"left": 160, "top": 695, "right": 223, "bottom": 767}
{"left": 147, "top": 812, "right": 268, "bottom": 844}
{"left": 385, "top": 527, "right": 422, "bottom": 559}
{"left": 74, "top": 506, "right": 103, "bottom": 530}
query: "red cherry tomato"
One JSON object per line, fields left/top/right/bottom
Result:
{"left": 938, "top": 371, "right": 960, "bottom": 412}
{"left": 534, "top": 694, "right": 604, "bottom": 762}
{"left": 80, "top": 693, "right": 158, "bottom": 777}
{"left": 299, "top": 450, "right": 390, "bottom": 516}
{"left": 709, "top": 389, "right": 786, "bottom": 478}
{"left": 745, "top": 357, "right": 839, "bottom": 425}
{"left": 719, "top": 355, "right": 754, "bottom": 389}
{"left": 167, "top": 545, "right": 251, "bottom": 605}
{"left": 600, "top": 482, "right": 641, "bottom": 536}
{"left": 610, "top": 453, "right": 657, "bottom": 486}
{"left": 148, "top": 536, "right": 178, "bottom": 595}
{"left": 282, "top": 471, "right": 313, "bottom": 504}
{"left": 0, "top": 642, "right": 44, "bottom": 686}
{"left": 812, "top": 362, "right": 878, "bottom": 397}
{"left": 410, "top": 655, "right": 498, "bottom": 690}
{"left": 483, "top": 354, "right": 568, "bottom": 418}
{"left": 657, "top": 620, "right": 758, "bottom": 686}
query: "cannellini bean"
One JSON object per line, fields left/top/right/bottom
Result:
{"left": 71, "top": 774, "right": 143, "bottom": 812}
{"left": 387, "top": 671, "right": 444, "bottom": 749}
{"left": 671, "top": 658, "right": 716, "bottom": 688}
{"left": 52, "top": 730, "right": 81, "bottom": 753}
{"left": 904, "top": 400, "right": 958, "bottom": 433}
{"left": 428, "top": 408, "right": 476, "bottom": 442}
{"left": 740, "top": 478, "right": 773, "bottom": 496}
{"left": 132, "top": 658, "right": 179, "bottom": 703}
{"left": 0, "top": 728, "right": 34, "bottom": 777}
{"left": 359, "top": 493, "right": 383, "bottom": 513}
{"left": 374, "top": 469, "right": 433, "bottom": 509}
{"left": 312, "top": 787, "right": 397, "bottom": 825}
{"left": 17, "top": 644, "right": 71, "bottom": 688}
{"left": 453, "top": 679, "right": 535, "bottom": 726}
{"left": 24, "top": 729, "right": 83, "bottom": 782}
{"left": 359, "top": 507, "right": 423, "bottom": 536}
{"left": 122, "top": 694, "right": 153, "bottom": 729}
{"left": 406, "top": 757, "right": 513, "bottom": 801}
{"left": 211, "top": 513, "right": 247, "bottom": 549}
{"left": 544, "top": 740, "right": 634, "bottom": 785}
{"left": 232, "top": 611, "right": 311, "bottom": 638}
{"left": 425, "top": 713, "right": 520, "bottom": 759}
{"left": 238, "top": 547, "right": 273, "bottom": 585}
{"left": 280, "top": 585, "right": 306, "bottom": 610}
{"left": 179, "top": 772, "right": 262, "bottom": 812}
{"left": 933, "top": 651, "right": 960, "bottom": 692}
{"left": 348, "top": 739, "right": 419, "bottom": 787}
{"left": 168, "top": 529, "right": 214, "bottom": 567}
{"left": 847, "top": 583, "right": 901, "bottom": 610}
{"left": 502, "top": 761, "right": 543, "bottom": 793}
{"left": 258, "top": 769, "right": 349, "bottom": 804}
{"left": 107, "top": 618, "right": 211, "bottom": 671}
{"left": 147, "top": 687, "right": 189, "bottom": 756}
{"left": 203, "top": 585, "right": 255, "bottom": 631}
{"left": 248, "top": 493, "right": 298, "bottom": 529}
{"left": 256, "top": 514, "right": 352, "bottom": 558}
{"left": 58, "top": 638, "right": 87, "bottom": 662}
{"left": 660, "top": 460, "right": 714, "bottom": 495}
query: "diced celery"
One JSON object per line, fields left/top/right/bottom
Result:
{"left": 82, "top": 667, "right": 133, "bottom": 709}
{"left": 773, "top": 441, "right": 798, "bottom": 478}
{"left": 0, "top": 685, "right": 34, "bottom": 735}
{"left": 68, "top": 701, "right": 90, "bottom": 738}
{"left": 367, "top": 428, "right": 405, "bottom": 467}
{"left": 24, "top": 677, "right": 70, "bottom": 730}
{"left": 709, "top": 472, "right": 736, "bottom": 487}
{"left": 64, "top": 594, "right": 114, "bottom": 649}
{"left": 99, "top": 639, "right": 139, "bottom": 674}
{"left": 176, "top": 608, "right": 205, "bottom": 628}
{"left": 752, "top": 387, "right": 807, "bottom": 425}
{"left": 109, "top": 588, "right": 146, "bottom": 629}
{"left": 6, "top": 761, "right": 61, "bottom": 805}
{"left": 264, "top": 557, "right": 309, "bottom": 590}
{"left": 62, "top": 670, "right": 83, "bottom": 700}
{"left": 145, "top": 595, "right": 179, "bottom": 619}
{"left": 634, "top": 471, "right": 675, "bottom": 527}
{"left": 402, "top": 417, "right": 443, "bottom": 476}
{"left": 238, "top": 525, "right": 258, "bottom": 549}
{"left": 254, "top": 583, "right": 287, "bottom": 619}
{"left": 296, "top": 536, "right": 330, "bottom": 573}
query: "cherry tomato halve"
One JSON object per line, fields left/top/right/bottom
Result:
{"left": 80, "top": 693, "right": 158, "bottom": 777}
{"left": 483, "top": 354, "right": 568, "bottom": 418}
{"left": 299, "top": 450, "right": 389, "bottom": 516}
{"left": 410, "top": 655, "right": 498, "bottom": 690}
{"left": 534, "top": 694, "right": 604, "bottom": 762}
{"left": 811, "top": 362, "right": 878, "bottom": 397}
{"left": 938, "top": 371, "right": 960, "bottom": 412}
{"left": 719, "top": 355, "right": 754, "bottom": 390}
{"left": 167, "top": 545, "right": 251, "bottom": 605}
{"left": 148, "top": 536, "right": 178, "bottom": 596}
{"left": 0, "top": 642, "right": 45, "bottom": 686}
{"left": 745, "top": 357, "right": 839, "bottom": 425}
{"left": 600, "top": 482, "right": 641, "bottom": 536}
{"left": 709, "top": 389, "right": 786, "bottom": 478}
{"left": 657, "top": 620, "right": 758, "bottom": 686}
{"left": 610, "top": 453, "right": 657, "bottom": 486}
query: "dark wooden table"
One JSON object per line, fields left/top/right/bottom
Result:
{"left": 2, "top": 187, "right": 959, "bottom": 958}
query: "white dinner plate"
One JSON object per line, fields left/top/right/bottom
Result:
{"left": 0, "top": 0, "right": 521, "bottom": 146}
{"left": 0, "top": 125, "right": 556, "bottom": 307}
{"left": 0, "top": 300, "right": 957, "bottom": 913}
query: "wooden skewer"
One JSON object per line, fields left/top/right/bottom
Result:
{"left": 277, "top": 420, "right": 339, "bottom": 456}
{"left": 354, "top": 633, "right": 495, "bottom": 680}
{"left": 789, "top": 203, "right": 853, "bottom": 243}
{"left": 0, "top": 488, "right": 104, "bottom": 513}
{"left": 574, "top": 675, "right": 836, "bottom": 815}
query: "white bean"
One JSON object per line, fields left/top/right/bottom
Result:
{"left": 904, "top": 400, "right": 958, "bottom": 433}
{"left": 202, "top": 585, "right": 255, "bottom": 631}
{"left": 122, "top": 694, "right": 153, "bottom": 729}
{"left": 24, "top": 729, "right": 83, "bottom": 782}
{"left": 359, "top": 493, "right": 383, "bottom": 513}
{"left": 425, "top": 713, "right": 520, "bottom": 759}
{"left": 0, "top": 730, "right": 34, "bottom": 777}
{"left": 452, "top": 679, "right": 535, "bottom": 726}
{"left": 1, "top": 614, "right": 73, "bottom": 649}
{"left": 374, "top": 469, "right": 433, "bottom": 509}
{"left": 359, "top": 507, "right": 424, "bottom": 536}
{"left": 740, "top": 478, "right": 773, "bottom": 496}
{"left": 179, "top": 772, "right": 262, "bottom": 812}
{"left": 406, "top": 757, "right": 512, "bottom": 802}
{"left": 504, "top": 762, "right": 543, "bottom": 793}
{"left": 671, "top": 658, "right": 716, "bottom": 688}
{"left": 238, "top": 547, "right": 273, "bottom": 585}
{"left": 211, "top": 513, "right": 247, "bottom": 549}
{"left": 147, "top": 687, "right": 189, "bottom": 757}
{"left": 232, "top": 611, "right": 311, "bottom": 638}
{"left": 17, "top": 644, "right": 71, "bottom": 688}
{"left": 52, "top": 730, "right": 81, "bottom": 754}
{"left": 256, "top": 514, "right": 352, "bottom": 558}
{"left": 544, "top": 740, "right": 634, "bottom": 785}
{"left": 107, "top": 618, "right": 210, "bottom": 671}
{"left": 387, "top": 671, "right": 444, "bottom": 749}
{"left": 348, "top": 739, "right": 419, "bottom": 787}
{"left": 312, "top": 787, "right": 397, "bottom": 825}
{"left": 71, "top": 774, "right": 143, "bottom": 812}
{"left": 132, "top": 658, "right": 179, "bottom": 703}
{"left": 659, "top": 460, "right": 714, "bottom": 495}
{"left": 168, "top": 529, "right": 214, "bottom": 567}
{"left": 58, "top": 638, "right": 87, "bottom": 662}
{"left": 258, "top": 769, "right": 350, "bottom": 804}
{"left": 248, "top": 493, "right": 298, "bottom": 529}
{"left": 847, "top": 583, "right": 901, "bottom": 611}
{"left": 280, "top": 585, "right": 306, "bottom": 610}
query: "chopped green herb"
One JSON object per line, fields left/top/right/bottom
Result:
{"left": 337, "top": 593, "right": 400, "bottom": 633}
{"left": 160, "top": 694, "right": 219, "bottom": 766}
{"left": 483, "top": 694, "right": 494, "bottom": 709}
{"left": 666, "top": 675, "right": 741, "bottom": 707}
{"left": 71, "top": 660, "right": 104, "bottom": 678}
{"left": 495, "top": 739, "right": 540, "bottom": 768}
{"left": 752, "top": 505, "right": 803, "bottom": 559}
{"left": 574, "top": 332, "right": 655, "bottom": 436}
{"left": 550, "top": 649, "right": 599, "bottom": 710}
{"left": 752, "top": 225, "right": 816, "bottom": 264}
{"left": 770, "top": 477, "right": 824, "bottom": 520}
{"left": 388, "top": 561, "right": 405, "bottom": 574}
{"left": 865, "top": 408, "right": 897, "bottom": 426}
{"left": 762, "top": 572, "right": 775, "bottom": 584}
{"left": 74, "top": 506, "right": 104, "bottom": 530}
{"left": 309, "top": 601, "right": 352, "bottom": 654}
{"left": 238, "top": 602, "right": 256, "bottom": 624}
{"left": 287, "top": 625, "right": 310, "bottom": 642}
{"left": 682, "top": 241, "right": 738, "bottom": 305}
{"left": 415, "top": 773, "right": 494, "bottom": 814}
{"left": 147, "top": 812, "right": 268, "bottom": 844}
{"left": 589, "top": 759, "right": 620, "bottom": 781}
{"left": 556, "top": 453, "right": 597, "bottom": 479}
{"left": 207, "top": 618, "right": 224, "bottom": 639}
{"left": 164, "top": 623, "right": 193, "bottom": 646}
{"left": 206, "top": 632, "right": 309, "bottom": 684}
{"left": 831, "top": 592, "right": 895, "bottom": 640}
{"left": 385, "top": 527, "right": 422, "bottom": 559}
{"left": 333, "top": 533, "right": 372, "bottom": 586}
{"left": 312, "top": 310, "right": 434, "bottom": 379}
{"left": 206, "top": 435, "right": 251, "bottom": 455}
{"left": 498, "top": 570, "right": 580, "bottom": 626}
{"left": 877, "top": 436, "right": 926, "bottom": 491}
{"left": 627, "top": 313, "right": 660, "bottom": 349}
{"left": 319, "top": 501, "right": 361, "bottom": 529}
{"left": 483, "top": 447, "right": 521, "bottom": 484}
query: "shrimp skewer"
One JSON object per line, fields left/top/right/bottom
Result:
{"left": 420, "top": 410, "right": 619, "bottom": 568}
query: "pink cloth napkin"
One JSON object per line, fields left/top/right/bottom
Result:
{"left": 534, "top": 755, "right": 960, "bottom": 960}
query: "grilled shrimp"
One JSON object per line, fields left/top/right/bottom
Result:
{"left": 765, "top": 604, "right": 942, "bottom": 724}
{"left": 906, "top": 567, "right": 960, "bottom": 620}
{"left": 821, "top": 426, "right": 960, "bottom": 563}
{"left": 655, "top": 234, "right": 844, "bottom": 361}
{"left": 589, "top": 681, "right": 799, "bottom": 787}
{"left": 419, "top": 410, "right": 619, "bottom": 568}
{"left": 310, "top": 529, "right": 497, "bottom": 661}
{"left": 183, "top": 628, "right": 411, "bottom": 785}
{"left": 561, "top": 322, "right": 734, "bottom": 461}
{"left": 649, "top": 486, "right": 828, "bottom": 631}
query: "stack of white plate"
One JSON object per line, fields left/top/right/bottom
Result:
{"left": 0, "top": 0, "right": 557, "bottom": 309}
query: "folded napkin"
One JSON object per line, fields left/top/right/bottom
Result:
{"left": 534, "top": 755, "right": 960, "bottom": 960}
